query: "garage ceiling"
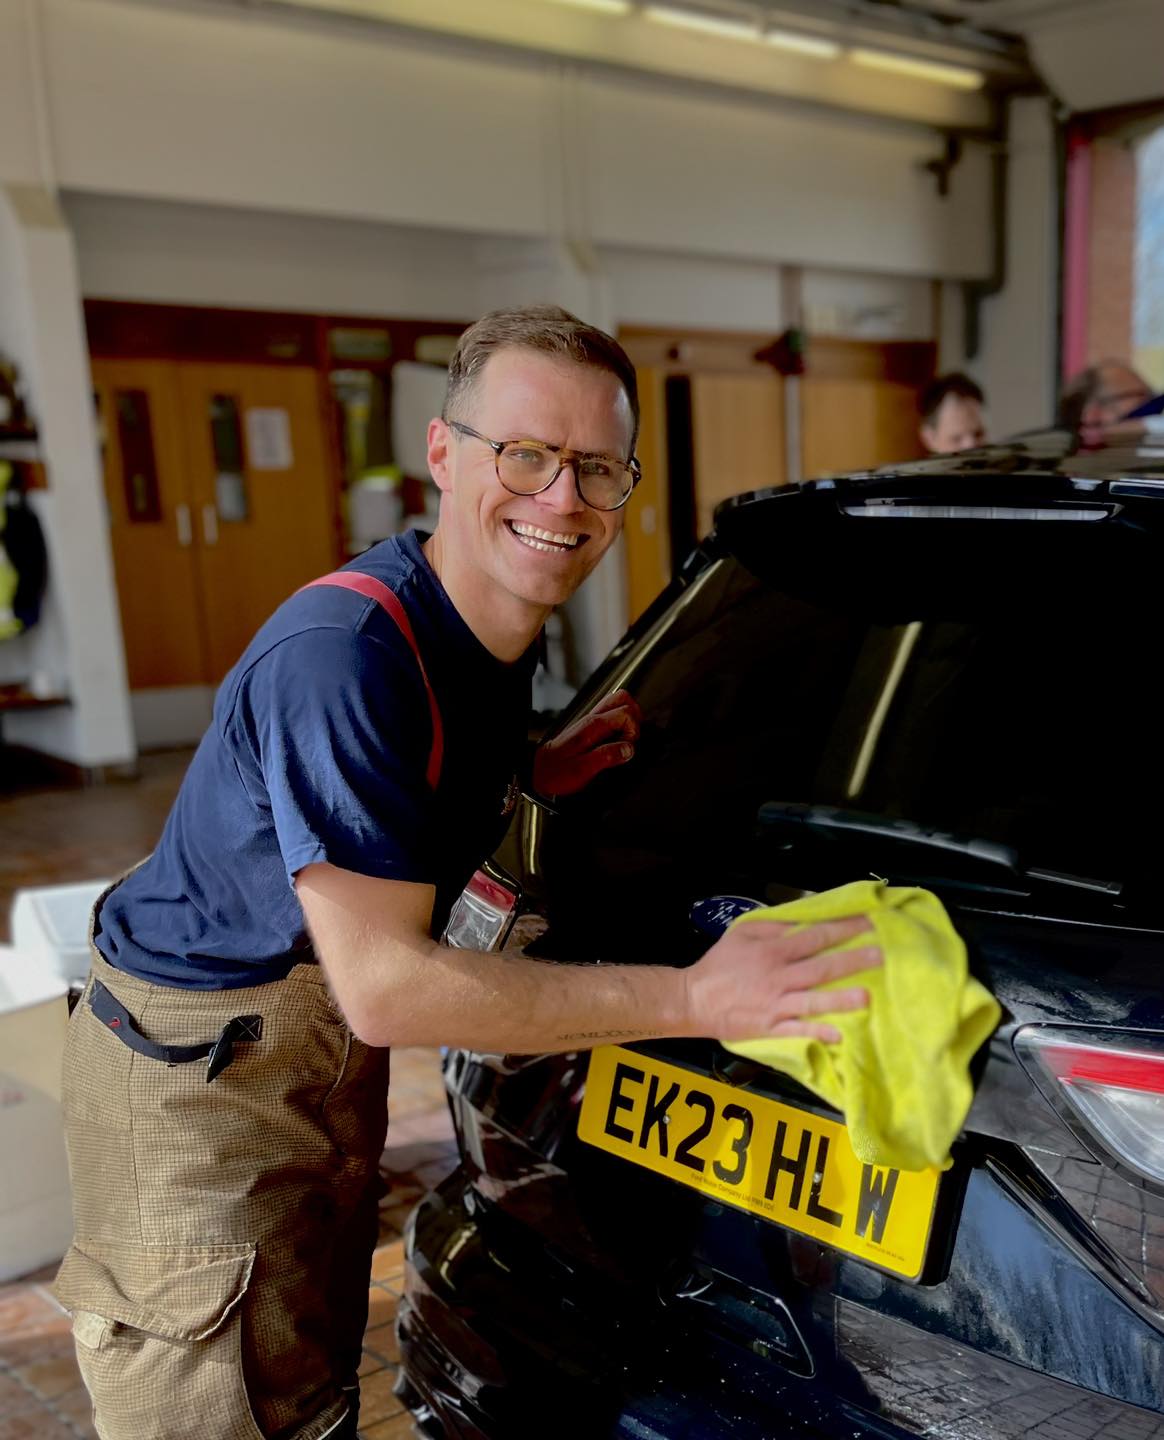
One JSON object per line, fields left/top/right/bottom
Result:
{"left": 753, "top": 0, "right": 1164, "bottom": 113}
{"left": 238, "top": 0, "right": 1164, "bottom": 118}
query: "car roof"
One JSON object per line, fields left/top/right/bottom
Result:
{"left": 714, "top": 429, "right": 1164, "bottom": 527}
{"left": 707, "top": 429, "right": 1164, "bottom": 606}
{"left": 867, "top": 429, "right": 1164, "bottom": 486}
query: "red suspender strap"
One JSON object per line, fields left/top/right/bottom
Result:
{"left": 300, "top": 572, "right": 444, "bottom": 790}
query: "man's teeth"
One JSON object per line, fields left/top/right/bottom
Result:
{"left": 510, "top": 522, "right": 581, "bottom": 553}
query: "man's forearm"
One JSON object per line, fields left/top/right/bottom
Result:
{"left": 351, "top": 936, "right": 691, "bottom": 1052}
{"left": 299, "top": 863, "right": 878, "bottom": 1054}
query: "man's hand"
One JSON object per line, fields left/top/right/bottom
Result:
{"left": 533, "top": 688, "right": 641, "bottom": 797}
{"left": 687, "top": 916, "right": 881, "bottom": 1044}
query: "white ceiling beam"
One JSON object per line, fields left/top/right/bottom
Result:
{"left": 226, "top": 0, "right": 1000, "bottom": 131}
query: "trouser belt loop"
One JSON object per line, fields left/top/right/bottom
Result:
{"left": 88, "top": 979, "right": 263, "bottom": 1082}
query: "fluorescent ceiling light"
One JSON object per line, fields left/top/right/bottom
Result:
{"left": 642, "top": 7, "right": 837, "bottom": 59}
{"left": 644, "top": 5, "right": 759, "bottom": 43}
{"left": 850, "top": 47, "right": 984, "bottom": 90}
{"left": 543, "top": 0, "right": 633, "bottom": 13}
{"left": 764, "top": 27, "right": 840, "bottom": 60}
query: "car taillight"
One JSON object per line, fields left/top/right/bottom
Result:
{"left": 1015, "top": 1025, "right": 1164, "bottom": 1188}
{"left": 442, "top": 864, "right": 519, "bottom": 952}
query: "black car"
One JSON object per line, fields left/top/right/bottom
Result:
{"left": 396, "top": 438, "right": 1164, "bottom": 1439}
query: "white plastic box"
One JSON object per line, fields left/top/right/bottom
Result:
{"left": 0, "top": 945, "right": 72, "bottom": 1281}
{"left": 0, "top": 880, "right": 108, "bottom": 1280}
{"left": 11, "top": 878, "right": 110, "bottom": 988}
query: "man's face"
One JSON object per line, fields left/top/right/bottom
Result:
{"left": 1082, "top": 364, "right": 1152, "bottom": 429}
{"left": 922, "top": 394, "right": 987, "bottom": 454}
{"left": 427, "top": 348, "right": 634, "bottom": 612}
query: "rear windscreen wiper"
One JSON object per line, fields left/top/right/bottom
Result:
{"left": 757, "top": 802, "right": 1123, "bottom": 900}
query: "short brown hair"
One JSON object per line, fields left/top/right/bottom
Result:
{"left": 442, "top": 305, "right": 640, "bottom": 450}
{"left": 919, "top": 372, "right": 985, "bottom": 426}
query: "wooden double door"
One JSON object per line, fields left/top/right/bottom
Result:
{"left": 93, "top": 360, "right": 338, "bottom": 693}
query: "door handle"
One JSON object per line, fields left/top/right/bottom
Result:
{"left": 175, "top": 503, "right": 193, "bottom": 548}
{"left": 202, "top": 503, "right": 219, "bottom": 546}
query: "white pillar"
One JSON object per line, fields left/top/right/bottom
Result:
{"left": 0, "top": 183, "right": 135, "bottom": 766}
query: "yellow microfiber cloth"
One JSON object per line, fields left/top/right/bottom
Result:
{"left": 723, "top": 879, "right": 1001, "bottom": 1172}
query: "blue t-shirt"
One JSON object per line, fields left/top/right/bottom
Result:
{"left": 95, "top": 530, "right": 535, "bottom": 989}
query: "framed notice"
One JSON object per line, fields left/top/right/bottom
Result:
{"left": 245, "top": 408, "right": 294, "bottom": 471}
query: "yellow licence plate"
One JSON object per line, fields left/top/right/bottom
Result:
{"left": 578, "top": 1046, "right": 942, "bottom": 1281}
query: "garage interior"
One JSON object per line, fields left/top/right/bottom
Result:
{"left": 3, "top": 1, "right": 1164, "bottom": 1436}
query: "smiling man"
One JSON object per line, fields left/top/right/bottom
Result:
{"left": 58, "top": 306, "right": 877, "bottom": 1440}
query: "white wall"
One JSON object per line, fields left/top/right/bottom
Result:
{"left": 963, "top": 97, "right": 1059, "bottom": 439}
{"left": 69, "top": 193, "right": 944, "bottom": 351}
{"left": 0, "top": 1, "right": 44, "bottom": 187}
{"left": 582, "top": 77, "right": 992, "bottom": 279}
{"left": 13, "top": 0, "right": 996, "bottom": 283}
{"left": 40, "top": 0, "right": 559, "bottom": 236}
{"left": 603, "top": 247, "right": 784, "bottom": 334}
{"left": 0, "top": 185, "right": 134, "bottom": 766}
{"left": 67, "top": 194, "right": 484, "bottom": 320}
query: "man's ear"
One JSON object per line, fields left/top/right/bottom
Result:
{"left": 427, "top": 418, "right": 453, "bottom": 494}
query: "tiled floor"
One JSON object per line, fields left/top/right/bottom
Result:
{"left": 0, "top": 749, "right": 456, "bottom": 1439}
{"left": 0, "top": 749, "right": 188, "bottom": 934}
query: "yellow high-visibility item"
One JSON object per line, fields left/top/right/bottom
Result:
{"left": 0, "top": 462, "right": 22, "bottom": 640}
{"left": 724, "top": 879, "right": 1001, "bottom": 1172}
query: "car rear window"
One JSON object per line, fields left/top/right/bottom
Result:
{"left": 543, "top": 514, "right": 1164, "bottom": 948}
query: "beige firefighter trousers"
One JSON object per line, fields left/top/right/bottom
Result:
{"left": 54, "top": 896, "right": 391, "bottom": 1440}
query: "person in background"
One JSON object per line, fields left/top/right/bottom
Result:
{"left": 1057, "top": 360, "right": 1153, "bottom": 445}
{"left": 919, "top": 373, "right": 988, "bottom": 455}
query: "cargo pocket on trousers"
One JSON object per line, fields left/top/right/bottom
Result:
{"left": 55, "top": 1237, "right": 265, "bottom": 1440}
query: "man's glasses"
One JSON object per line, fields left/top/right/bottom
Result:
{"left": 447, "top": 421, "right": 640, "bottom": 512}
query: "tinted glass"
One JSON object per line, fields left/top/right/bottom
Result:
{"left": 538, "top": 528, "right": 1163, "bottom": 960}
{"left": 209, "top": 394, "right": 250, "bottom": 523}
{"left": 114, "top": 389, "right": 162, "bottom": 523}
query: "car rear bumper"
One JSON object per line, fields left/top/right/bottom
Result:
{"left": 397, "top": 1174, "right": 918, "bottom": 1440}
{"left": 399, "top": 1169, "right": 1164, "bottom": 1440}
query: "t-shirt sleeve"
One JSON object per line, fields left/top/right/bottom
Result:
{"left": 229, "top": 626, "right": 438, "bottom": 886}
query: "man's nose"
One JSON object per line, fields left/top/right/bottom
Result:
{"left": 536, "top": 462, "right": 587, "bottom": 515}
